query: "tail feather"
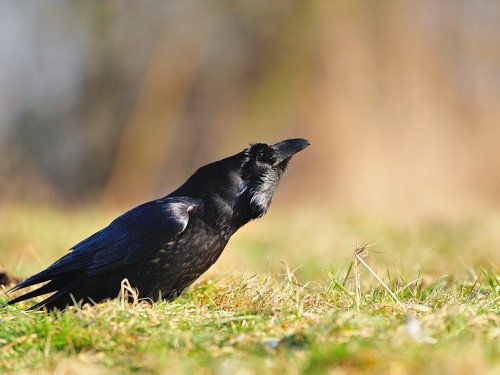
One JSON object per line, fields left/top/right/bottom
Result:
{"left": 7, "top": 279, "right": 62, "bottom": 305}
{"left": 28, "top": 279, "right": 84, "bottom": 310}
{"left": 8, "top": 276, "right": 84, "bottom": 310}
{"left": 9, "top": 270, "right": 63, "bottom": 294}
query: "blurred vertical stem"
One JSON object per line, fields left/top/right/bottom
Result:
{"left": 101, "top": 25, "right": 208, "bottom": 207}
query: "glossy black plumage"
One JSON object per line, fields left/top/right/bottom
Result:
{"left": 8, "top": 138, "right": 310, "bottom": 310}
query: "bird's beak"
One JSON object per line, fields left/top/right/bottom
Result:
{"left": 272, "top": 138, "right": 311, "bottom": 164}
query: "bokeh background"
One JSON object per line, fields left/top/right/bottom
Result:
{"left": 1, "top": 1, "right": 500, "bottom": 281}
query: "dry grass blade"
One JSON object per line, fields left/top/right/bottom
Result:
{"left": 353, "top": 241, "right": 407, "bottom": 312}
{"left": 119, "top": 278, "right": 139, "bottom": 309}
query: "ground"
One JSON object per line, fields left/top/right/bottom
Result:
{"left": 0, "top": 205, "right": 498, "bottom": 374}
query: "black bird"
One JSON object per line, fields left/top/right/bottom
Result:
{"left": 8, "top": 138, "right": 310, "bottom": 310}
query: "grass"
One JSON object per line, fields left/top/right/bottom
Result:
{"left": 0, "top": 205, "right": 499, "bottom": 374}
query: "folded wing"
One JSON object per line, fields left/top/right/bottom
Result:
{"left": 8, "top": 197, "right": 194, "bottom": 307}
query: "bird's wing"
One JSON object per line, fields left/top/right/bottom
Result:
{"left": 10, "top": 198, "right": 195, "bottom": 292}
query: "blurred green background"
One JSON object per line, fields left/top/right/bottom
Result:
{"left": 1, "top": 1, "right": 499, "bottom": 281}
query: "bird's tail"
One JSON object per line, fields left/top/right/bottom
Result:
{"left": 8, "top": 276, "right": 84, "bottom": 310}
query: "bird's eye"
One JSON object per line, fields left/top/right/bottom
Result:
{"left": 248, "top": 144, "right": 275, "bottom": 164}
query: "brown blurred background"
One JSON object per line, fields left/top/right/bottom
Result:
{"left": 1, "top": 0, "right": 500, "bottom": 219}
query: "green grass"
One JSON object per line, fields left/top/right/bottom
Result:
{"left": 1, "top": 205, "right": 499, "bottom": 374}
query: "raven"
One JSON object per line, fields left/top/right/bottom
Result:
{"left": 8, "top": 138, "right": 310, "bottom": 310}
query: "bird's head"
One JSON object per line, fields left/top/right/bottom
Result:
{"left": 172, "top": 138, "right": 310, "bottom": 225}
{"left": 237, "top": 138, "right": 310, "bottom": 220}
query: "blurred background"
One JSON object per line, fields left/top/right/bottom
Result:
{"left": 1, "top": 1, "right": 500, "bottom": 281}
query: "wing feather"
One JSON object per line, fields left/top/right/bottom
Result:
{"left": 9, "top": 197, "right": 195, "bottom": 297}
